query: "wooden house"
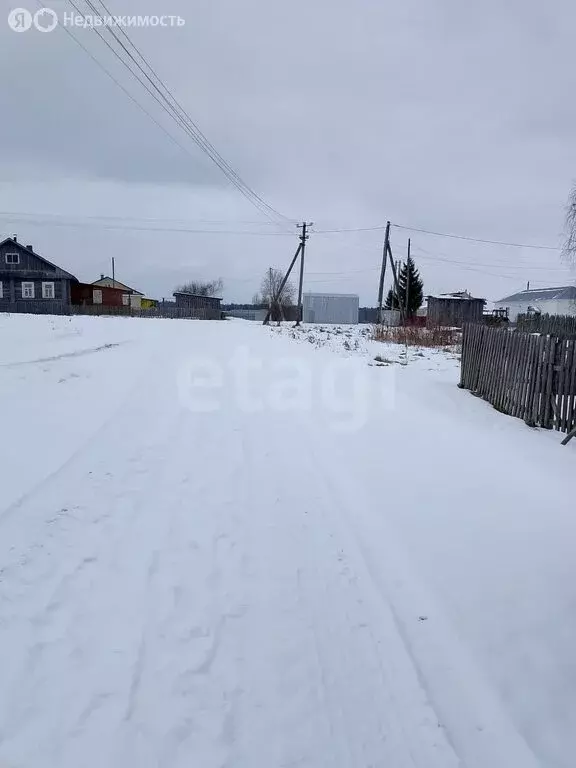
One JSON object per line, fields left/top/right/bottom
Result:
{"left": 0, "top": 235, "right": 76, "bottom": 313}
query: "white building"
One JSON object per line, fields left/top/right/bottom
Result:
{"left": 494, "top": 286, "right": 576, "bottom": 323}
{"left": 303, "top": 292, "right": 359, "bottom": 324}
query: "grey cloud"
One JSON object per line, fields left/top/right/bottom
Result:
{"left": 0, "top": 0, "right": 575, "bottom": 304}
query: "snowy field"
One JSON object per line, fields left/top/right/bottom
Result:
{"left": 0, "top": 314, "right": 575, "bottom": 767}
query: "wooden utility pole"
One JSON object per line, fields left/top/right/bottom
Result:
{"left": 263, "top": 242, "right": 303, "bottom": 325}
{"left": 387, "top": 242, "right": 406, "bottom": 326}
{"left": 112, "top": 257, "right": 115, "bottom": 287}
{"left": 295, "top": 222, "right": 312, "bottom": 326}
{"left": 404, "top": 238, "right": 411, "bottom": 325}
{"left": 377, "top": 221, "right": 391, "bottom": 324}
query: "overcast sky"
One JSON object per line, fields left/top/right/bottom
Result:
{"left": 1, "top": 0, "right": 576, "bottom": 303}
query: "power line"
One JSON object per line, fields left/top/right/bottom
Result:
{"left": 0, "top": 221, "right": 292, "bottom": 236}
{"left": 34, "top": 0, "right": 211, "bottom": 172}
{"left": 393, "top": 223, "right": 561, "bottom": 251}
{"left": 312, "top": 222, "right": 561, "bottom": 251}
{"left": 312, "top": 225, "right": 388, "bottom": 234}
{"left": 61, "top": 0, "right": 292, "bottom": 225}
{"left": 80, "top": 0, "right": 290, "bottom": 226}
{"left": 412, "top": 245, "right": 570, "bottom": 272}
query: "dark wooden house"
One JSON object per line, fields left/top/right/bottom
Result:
{"left": 426, "top": 292, "right": 486, "bottom": 328}
{"left": 173, "top": 291, "right": 223, "bottom": 319}
{"left": 0, "top": 235, "right": 77, "bottom": 313}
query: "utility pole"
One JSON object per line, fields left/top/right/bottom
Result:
{"left": 263, "top": 242, "right": 303, "bottom": 325}
{"left": 295, "top": 222, "right": 312, "bottom": 326}
{"left": 377, "top": 221, "right": 391, "bottom": 324}
{"left": 387, "top": 241, "right": 406, "bottom": 326}
{"left": 112, "top": 257, "right": 115, "bottom": 287}
{"left": 404, "top": 238, "right": 411, "bottom": 325}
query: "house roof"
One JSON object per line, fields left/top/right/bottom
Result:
{"left": 173, "top": 291, "right": 222, "bottom": 300}
{"left": 92, "top": 276, "right": 144, "bottom": 294}
{"left": 427, "top": 293, "right": 485, "bottom": 302}
{"left": 496, "top": 286, "right": 576, "bottom": 303}
{"left": 0, "top": 237, "right": 77, "bottom": 281}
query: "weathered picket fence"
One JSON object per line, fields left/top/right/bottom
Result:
{"left": 516, "top": 312, "right": 576, "bottom": 337}
{"left": 460, "top": 324, "right": 576, "bottom": 436}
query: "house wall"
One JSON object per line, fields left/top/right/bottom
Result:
{"left": 427, "top": 297, "right": 485, "bottom": 327}
{"left": 0, "top": 276, "right": 70, "bottom": 313}
{"left": 494, "top": 298, "right": 576, "bottom": 323}
{"left": 0, "top": 239, "right": 59, "bottom": 276}
{"left": 71, "top": 283, "right": 127, "bottom": 307}
{"left": 303, "top": 293, "right": 359, "bottom": 324}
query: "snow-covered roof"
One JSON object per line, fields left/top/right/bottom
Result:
{"left": 496, "top": 286, "right": 576, "bottom": 304}
{"left": 426, "top": 293, "right": 484, "bottom": 302}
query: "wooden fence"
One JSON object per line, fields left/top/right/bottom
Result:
{"left": 0, "top": 303, "right": 222, "bottom": 320}
{"left": 460, "top": 324, "right": 576, "bottom": 434}
{"left": 516, "top": 312, "right": 576, "bottom": 338}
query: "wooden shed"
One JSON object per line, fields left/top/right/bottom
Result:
{"left": 426, "top": 292, "right": 486, "bottom": 328}
{"left": 172, "top": 291, "right": 222, "bottom": 319}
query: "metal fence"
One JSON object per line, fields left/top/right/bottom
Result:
{"left": 460, "top": 323, "right": 576, "bottom": 434}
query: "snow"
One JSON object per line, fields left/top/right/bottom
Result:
{"left": 0, "top": 314, "right": 575, "bottom": 767}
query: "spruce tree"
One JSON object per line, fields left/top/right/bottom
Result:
{"left": 383, "top": 257, "right": 424, "bottom": 317}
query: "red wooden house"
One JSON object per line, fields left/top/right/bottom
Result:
{"left": 71, "top": 281, "right": 129, "bottom": 307}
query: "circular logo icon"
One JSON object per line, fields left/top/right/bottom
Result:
{"left": 8, "top": 8, "right": 33, "bottom": 31}
{"left": 33, "top": 7, "right": 58, "bottom": 31}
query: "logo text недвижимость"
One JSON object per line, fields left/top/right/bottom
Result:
{"left": 7, "top": 7, "right": 185, "bottom": 32}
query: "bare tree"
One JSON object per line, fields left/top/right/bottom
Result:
{"left": 260, "top": 268, "right": 295, "bottom": 306}
{"left": 563, "top": 185, "right": 576, "bottom": 264}
{"left": 260, "top": 267, "right": 295, "bottom": 324}
{"left": 175, "top": 277, "right": 224, "bottom": 296}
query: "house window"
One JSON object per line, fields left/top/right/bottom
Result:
{"left": 22, "top": 282, "right": 34, "bottom": 299}
{"left": 122, "top": 294, "right": 130, "bottom": 306}
{"left": 0, "top": 282, "right": 3, "bottom": 299}
{"left": 42, "top": 282, "right": 55, "bottom": 299}
{"left": 5, "top": 253, "right": 19, "bottom": 265}
{"left": 93, "top": 289, "right": 103, "bottom": 304}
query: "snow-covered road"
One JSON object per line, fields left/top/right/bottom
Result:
{"left": 1, "top": 316, "right": 575, "bottom": 767}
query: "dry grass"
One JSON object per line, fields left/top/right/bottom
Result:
{"left": 372, "top": 324, "right": 462, "bottom": 348}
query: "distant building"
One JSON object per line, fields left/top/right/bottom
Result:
{"left": 494, "top": 286, "right": 576, "bottom": 323}
{"left": 92, "top": 275, "right": 144, "bottom": 309}
{"left": 303, "top": 292, "right": 359, "bottom": 324}
{"left": 224, "top": 308, "right": 268, "bottom": 321}
{"left": 173, "top": 291, "right": 223, "bottom": 319}
{"left": 0, "top": 235, "right": 76, "bottom": 313}
{"left": 426, "top": 291, "right": 486, "bottom": 327}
